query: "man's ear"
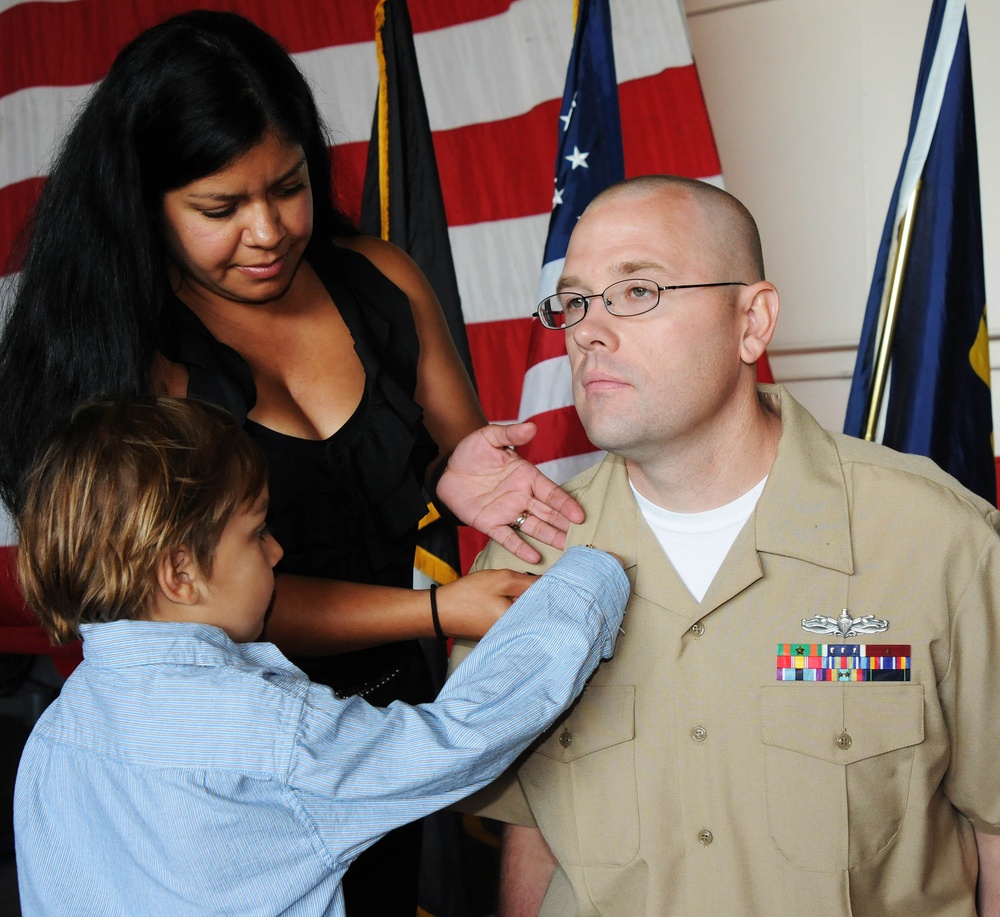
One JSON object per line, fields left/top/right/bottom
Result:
{"left": 155, "top": 546, "right": 202, "bottom": 607}
{"left": 739, "top": 281, "right": 779, "bottom": 366}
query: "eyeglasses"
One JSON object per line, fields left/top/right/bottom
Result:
{"left": 533, "top": 279, "right": 748, "bottom": 330}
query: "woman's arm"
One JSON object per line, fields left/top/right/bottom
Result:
{"left": 338, "top": 235, "right": 485, "bottom": 458}
{"left": 339, "top": 236, "right": 585, "bottom": 563}
{"left": 263, "top": 567, "right": 536, "bottom": 656}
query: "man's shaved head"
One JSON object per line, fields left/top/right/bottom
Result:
{"left": 587, "top": 176, "right": 765, "bottom": 283}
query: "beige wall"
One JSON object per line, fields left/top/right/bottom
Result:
{"left": 683, "top": 0, "right": 1000, "bottom": 438}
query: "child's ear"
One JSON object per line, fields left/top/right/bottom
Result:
{"left": 155, "top": 546, "right": 202, "bottom": 606}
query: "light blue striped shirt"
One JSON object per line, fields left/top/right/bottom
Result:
{"left": 15, "top": 546, "right": 628, "bottom": 916}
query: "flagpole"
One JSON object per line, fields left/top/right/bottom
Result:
{"left": 372, "top": 0, "right": 390, "bottom": 241}
{"left": 863, "top": 181, "right": 922, "bottom": 441}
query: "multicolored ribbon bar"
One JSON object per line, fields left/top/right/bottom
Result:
{"left": 777, "top": 644, "right": 911, "bottom": 657}
{"left": 776, "top": 644, "right": 911, "bottom": 681}
{"left": 777, "top": 668, "right": 911, "bottom": 681}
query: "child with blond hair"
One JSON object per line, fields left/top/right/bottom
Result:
{"left": 13, "top": 397, "right": 627, "bottom": 917}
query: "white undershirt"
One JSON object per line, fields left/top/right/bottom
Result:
{"left": 630, "top": 476, "right": 767, "bottom": 602}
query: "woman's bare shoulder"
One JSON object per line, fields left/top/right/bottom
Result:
{"left": 333, "top": 234, "right": 425, "bottom": 294}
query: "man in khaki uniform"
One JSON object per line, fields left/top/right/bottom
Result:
{"left": 450, "top": 176, "right": 1000, "bottom": 916}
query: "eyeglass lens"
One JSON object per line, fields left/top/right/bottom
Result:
{"left": 541, "top": 279, "right": 662, "bottom": 328}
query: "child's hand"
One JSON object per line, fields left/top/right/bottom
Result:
{"left": 434, "top": 569, "right": 536, "bottom": 641}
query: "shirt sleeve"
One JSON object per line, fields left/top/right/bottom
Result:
{"left": 290, "top": 546, "right": 628, "bottom": 861}
{"left": 939, "top": 508, "right": 1000, "bottom": 832}
{"left": 447, "top": 537, "right": 563, "bottom": 825}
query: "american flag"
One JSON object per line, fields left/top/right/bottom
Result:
{"left": 0, "top": 0, "right": 722, "bottom": 632}
{"left": 516, "top": 0, "right": 626, "bottom": 487}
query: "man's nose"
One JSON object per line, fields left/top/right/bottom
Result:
{"left": 570, "top": 295, "right": 617, "bottom": 350}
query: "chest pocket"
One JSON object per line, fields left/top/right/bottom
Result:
{"left": 761, "top": 685, "right": 924, "bottom": 870}
{"left": 520, "top": 684, "right": 638, "bottom": 868}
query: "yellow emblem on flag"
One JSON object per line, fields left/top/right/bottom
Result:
{"left": 970, "top": 309, "right": 990, "bottom": 388}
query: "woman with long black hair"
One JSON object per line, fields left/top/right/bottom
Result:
{"left": 0, "top": 11, "right": 583, "bottom": 913}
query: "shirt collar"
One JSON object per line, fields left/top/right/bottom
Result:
{"left": 565, "top": 384, "right": 853, "bottom": 578}
{"left": 79, "top": 620, "right": 303, "bottom": 675}
{"left": 754, "top": 384, "right": 854, "bottom": 575}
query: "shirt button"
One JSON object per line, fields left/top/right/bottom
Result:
{"left": 836, "top": 731, "right": 853, "bottom": 750}
{"left": 690, "top": 622, "right": 705, "bottom": 637}
{"left": 690, "top": 726, "right": 707, "bottom": 743}
{"left": 559, "top": 730, "right": 573, "bottom": 748}
{"left": 698, "top": 829, "right": 714, "bottom": 846}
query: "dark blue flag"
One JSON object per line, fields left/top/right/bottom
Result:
{"left": 844, "top": 0, "right": 994, "bottom": 504}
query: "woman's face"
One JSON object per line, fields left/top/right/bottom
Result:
{"left": 161, "top": 131, "right": 313, "bottom": 310}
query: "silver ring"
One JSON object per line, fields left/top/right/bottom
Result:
{"left": 510, "top": 511, "right": 530, "bottom": 532}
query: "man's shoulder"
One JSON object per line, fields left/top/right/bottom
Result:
{"left": 829, "top": 430, "right": 999, "bottom": 529}
{"left": 562, "top": 455, "right": 612, "bottom": 497}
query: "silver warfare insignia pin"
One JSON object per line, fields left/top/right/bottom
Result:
{"left": 801, "top": 608, "right": 888, "bottom": 639}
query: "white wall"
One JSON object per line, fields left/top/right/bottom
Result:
{"left": 683, "top": 0, "right": 1000, "bottom": 438}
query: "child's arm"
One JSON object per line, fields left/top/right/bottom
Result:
{"left": 291, "top": 546, "right": 628, "bottom": 859}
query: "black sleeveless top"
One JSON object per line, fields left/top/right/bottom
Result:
{"left": 159, "top": 243, "right": 439, "bottom": 696}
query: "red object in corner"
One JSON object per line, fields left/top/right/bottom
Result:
{"left": 0, "top": 545, "right": 82, "bottom": 677}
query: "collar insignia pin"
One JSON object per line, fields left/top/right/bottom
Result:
{"left": 801, "top": 608, "right": 888, "bottom": 639}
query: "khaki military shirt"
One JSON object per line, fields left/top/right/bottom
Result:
{"left": 451, "top": 385, "right": 1000, "bottom": 916}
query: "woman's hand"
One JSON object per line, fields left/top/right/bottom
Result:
{"left": 435, "top": 422, "right": 586, "bottom": 564}
{"left": 434, "top": 568, "right": 537, "bottom": 641}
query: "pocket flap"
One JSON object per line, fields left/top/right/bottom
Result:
{"left": 535, "top": 684, "right": 635, "bottom": 763}
{"left": 761, "top": 685, "right": 924, "bottom": 765}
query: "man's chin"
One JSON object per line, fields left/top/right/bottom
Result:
{"left": 579, "top": 421, "right": 631, "bottom": 457}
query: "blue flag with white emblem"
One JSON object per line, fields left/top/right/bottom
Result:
{"left": 843, "top": 0, "right": 994, "bottom": 504}
{"left": 517, "top": 0, "right": 625, "bottom": 484}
